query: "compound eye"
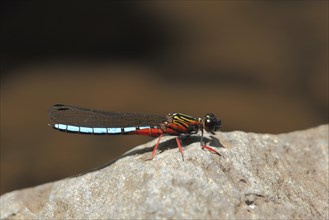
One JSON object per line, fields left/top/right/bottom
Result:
{"left": 204, "top": 113, "right": 221, "bottom": 134}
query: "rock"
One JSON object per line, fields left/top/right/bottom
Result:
{"left": 1, "top": 125, "right": 328, "bottom": 219}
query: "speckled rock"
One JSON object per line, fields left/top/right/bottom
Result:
{"left": 1, "top": 125, "right": 328, "bottom": 219}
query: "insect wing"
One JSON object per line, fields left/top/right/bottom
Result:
{"left": 48, "top": 104, "right": 164, "bottom": 127}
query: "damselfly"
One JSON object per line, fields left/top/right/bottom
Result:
{"left": 48, "top": 104, "right": 222, "bottom": 159}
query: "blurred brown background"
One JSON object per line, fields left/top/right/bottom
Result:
{"left": 1, "top": 1, "right": 328, "bottom": 195}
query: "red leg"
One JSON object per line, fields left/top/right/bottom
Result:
{"left": 202, "top": 145, "right": 221, "bottom": 156}
{"left": 176, "top": 137, "right": 184, "bottom": 160}
{"left": 151, "top": 134, "right": 163, "bottom": 159}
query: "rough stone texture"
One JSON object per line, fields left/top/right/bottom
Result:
{"left": 1, "top": 125, "right": 328, "bottom": 219}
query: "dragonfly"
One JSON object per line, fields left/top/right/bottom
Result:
{"left": 48, "top": 104, "right": 222, "bottom": 159}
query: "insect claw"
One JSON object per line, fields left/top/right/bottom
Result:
{"left": 201, "top": 145, "right": 221, "bottom": 157}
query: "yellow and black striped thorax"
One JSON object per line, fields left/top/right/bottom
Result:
{"left": 170, "top": 113, "right": 201, "bottom": 132}
{"left": 172, "top": 113, "right": 197, "bottom": 124}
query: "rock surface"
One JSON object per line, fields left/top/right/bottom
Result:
{"left": 1, "top": 125, "right": 328, "bottom": 219}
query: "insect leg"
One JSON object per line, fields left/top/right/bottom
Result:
{"left": 151, "top": 134, "right": 163, "bottom": 159}
{"left": 175, "top": 137, "right": 184, "bottom": 161}
{"left": 200, "top": 129, "right": 221, "bottom": 156}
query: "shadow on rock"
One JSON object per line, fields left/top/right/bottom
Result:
{"left": 77, "top": 135, "right": 224, "bottom": 176}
